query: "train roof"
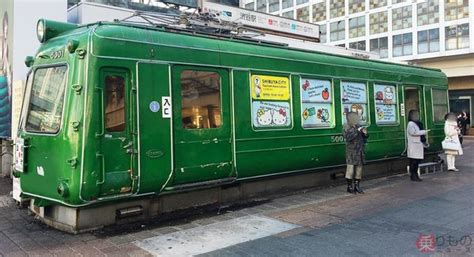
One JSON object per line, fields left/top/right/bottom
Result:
{"left": 57, "top": 20, "right": 447, "bottom": 80}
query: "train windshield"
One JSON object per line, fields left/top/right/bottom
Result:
{"left": 25, "top": 65, "right": 68, "bottom": 134}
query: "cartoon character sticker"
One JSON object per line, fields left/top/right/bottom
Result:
{"left": 375, "top": 104, "right": 397, "bottom": 123}
{"left": 302, "top": 103, "right": 332, "bottom": 128}
{"left": 253, "top": 101, "right": 291, "bottom": 128}
{"left": 374, "top": 85, "right": 397, "bottom": 105}
{"left": 301, "top": 79, "right": 331, "bottom": 102}
{"left": 254, "top": 76, "right": 261, "bottom": 98}
{"left": 383, "top": 87, "right": 394, "bottom": 104}
{"left": 343, "top": 104, "right": 367, "bottom": 123}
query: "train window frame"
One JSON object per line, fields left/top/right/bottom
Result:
{"left": 373, "top": 83, "right": 400, "bottom": 126}
{"left": 299, "top": 76, "right": 336, "bottom": 130}
{"left": 431, "top": 88, "right": 449, "bottom": 124}
{"left": 249, "top": 72, "right": 294, "bottom": 132}
{"left": 23, "top": 63, "right": 69, "bottom": 135}
{"left": 180, "top": 69, "right": 223, "bottom": 130}
{"left": 340, "top": 80, "right": 371, "bottom": 126}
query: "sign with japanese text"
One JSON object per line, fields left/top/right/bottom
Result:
{"left": 251, "top": 75, "right": 290, "bottom": 101}
{"left": 341, "top": 82, "right": 367, "bottom": 104}
{"left": 301, "top": 79, "right": 331, "bottom": 103}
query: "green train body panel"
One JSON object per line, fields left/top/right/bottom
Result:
{"left": 17, "top": 22, "right": 448, "bottom": 207}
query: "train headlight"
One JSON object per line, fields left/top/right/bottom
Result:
{"left": 36, "top": 19, "right": 46, "bottom": 43}
{"left": 36, "top": 19, "right": 78, "bottom": 43}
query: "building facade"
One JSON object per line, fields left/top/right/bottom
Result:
{"left": 241, "top": 0, "right": 474, "bottom": 130}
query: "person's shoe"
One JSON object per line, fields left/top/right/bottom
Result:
{"left": 346, "top": 179, "right": 355, "bottom": 194}
{"left": 448, "top": 169, "right": 455, "bottom": 172}
{"left": 415, "top": 176, "right": 423, "bottom": 182}
{"left": 354, "top": 179, "right": 364, "bottom": 194}
{"left": 453, "top": 168, "right": 460, "bottom": 172}
{"left": 410, "top": 173, "right": 417, "bottom": 181}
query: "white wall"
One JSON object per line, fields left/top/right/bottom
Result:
{"left": 12, "top": 0, "right": 67, "bottom": 82}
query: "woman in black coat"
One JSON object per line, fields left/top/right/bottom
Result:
{"left": 343, "top": 112, "right": 369, "bottom": 194}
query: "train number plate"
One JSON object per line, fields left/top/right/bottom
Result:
{"left": 14, "top": 138, "right": 24, "bottom": 172}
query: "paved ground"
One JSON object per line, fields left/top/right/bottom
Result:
{"left": 0, "top": 139, "right": 473, "bottom": 256}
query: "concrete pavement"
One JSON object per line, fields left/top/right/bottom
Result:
{"left": 0, "top": 139, "right": 472, "bottom": 256}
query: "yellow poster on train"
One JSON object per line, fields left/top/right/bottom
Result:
{"left": 251, "top": 75, "right": 290, "bottom": 101}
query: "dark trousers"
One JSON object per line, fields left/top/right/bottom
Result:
{"left": 409, "top": 158, "right": 421, "bottom": 178}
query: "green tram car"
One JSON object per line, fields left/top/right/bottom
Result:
{"left": 16, "top": 19, "right": 449, "bottom": 208}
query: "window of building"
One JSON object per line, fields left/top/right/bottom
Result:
{"left": 300, "top": 78, "right": 334, "bottom": 128}
{"left": 370, "top": 0, "right": 387, "bottom": 9}
{"left": 392, "top": 0, "right": 407, "bottom": 3}
{"left": 374, "top": 84, "right": 398, "bottom": 124}
{"left": 257, "top": 0, "right": 266, "bottom": 12}
{"left": 330, "top": 0, "right": 345, "bottom": 18}
{"left": 392, "top": 5, "right": 412, "bottom": 31}
{"left": 330, "top": 20, "right": 345, "bottom": 42}
{"left": 418, "top": 28, "right": 440, "bottom": 54}
{"left": 181, "top": 71, "right": 222, "bottom": 129}
{"left": 296, "top": 6, "right": 310, "bottom": 22}
{"left": 417, "top": 0, "right": 439, "bottom": 26}
{"left": 445, "top": 23, "right": 470, "bottom": 50}
{"left": 319, "top": 24, "right": 327, "bottom": 43}
{"left": 282, "top": 10, "right": 294, "bottom": 18}
{"left": 312, "top": 2, "right": 326, "bottom": 23}
{"left": 393, "top": 33, "right": 412, "bottom": 57}
{"left": 251, "top": 74, "right": 292, "bottom": 129}
{"left": 349, "top": 16, "right": 365, "bottom": 38}
{"left": 341, "top": 82, "right": 368, "bottom": 124}
{"left": 296, "top": 0, "right": 309, "bottom": 5}
{"left": 282, "top": 0, "right": 293, "bottom": 9}
{"left": 349, "top": 0, "right": 365, "bottom": 14}
{"left": 105, "top": 75, "right": 126, "bottom": 132}
{"left": 244, "top": 2, "right": 254, "bottom": 10}
{"left": 432, "top": 89, "right": 448, "bottom": 123}
{"left": 349, "top": 40, "right": 366, "bottom": 51}
{"left": 369, "top": 11, "right": 388, "bottom": 35}
{"left": 25, "top": 66, "right": 68, "bottom": 133}
{"left": 445, "top": 0, "right": 469, "bottom": 21}
{"left": 370, "top": 37, "right": 388, "bottom": 58}
{"left": 269, "top": 0, "right": 280, "bottom": 12}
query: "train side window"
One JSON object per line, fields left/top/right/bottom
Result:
{"left": 181, "top": 70, "right": 222, "bottom": 129}
{"left": 300, "top": 78, "right": 334, "bottom": 128}
{"left": 105, "top": 75, "right": 126, "bottom": 132}
{"left": 432, "top": 88, "right": 448, "bottom": 124}
{"left": 341, "top": 81, "right": 369, "bottom": 124}
{"left": 374, "top": 84, "right": 398, "bottom": 125}
{"left": 250, "top": 74, "right": 292, "bottom": 130}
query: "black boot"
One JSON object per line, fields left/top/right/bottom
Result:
{"left": 346, "top": 179, "right": 355, "bottom": 194}
{"left": 354, "top": 179, "right": 364, "bottom": 194}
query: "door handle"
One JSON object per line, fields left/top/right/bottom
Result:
{"left": 122, "top": 141, "right": 133, "bottom": 149}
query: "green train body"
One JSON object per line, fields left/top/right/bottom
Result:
{"left": 16, "top": 20, "right": 448, "bottom": 207}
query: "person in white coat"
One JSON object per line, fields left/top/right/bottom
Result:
{"left": 407, "top": 110, "right": 430, "bottom": 181}
{"left": 444, "top": 113, "right": 463, "bottom": 171}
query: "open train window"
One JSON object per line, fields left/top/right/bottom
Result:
{"left": 341, "top": 81, "right": 369, "bottom": 125}
{"left": 250, "top": 74, "right": 292, "bottom": 130}
{"left": 105, "top": 75, "right": 126, "bottom": 132}
{"left": 432, "top": 88, "right": 448, "bottom": 124}
{"left": 180, "top": 70, "right": 222, "bottom": 129}
{"left": 374, "top": 84, "right": 398, "bottom": 125}
{"left": 300, "top": 78, "right": 335, "bottom": 128}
